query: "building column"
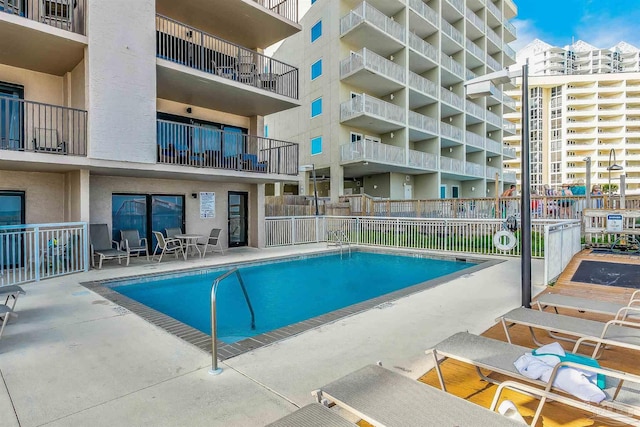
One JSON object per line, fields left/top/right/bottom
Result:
{"left": 255, "top": 183, "right": 266, "bottom": 248}
{"left": 330, "top": 166, "right": 344, "bottom": 203}
{"left": 64, "top": 169, "right": 90, "bottom": 222}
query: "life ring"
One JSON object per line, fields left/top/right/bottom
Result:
{"left": 494, "top": 230, "right": 517, "bottom": 251}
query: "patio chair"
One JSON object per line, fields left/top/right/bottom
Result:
{"left": 33, "top": 127, "right": 66, "bottom": 153}
{"left": 312, "top": 364, "right": 525, "bottom": 426}
{"left": 89, "top": 224, "right": 129, "bottom": 269}
{"left": 0, "top": 304, "right": 14, "bottom": 342}
{"left": 266, "top": 403, "right": 357, "bottom": 427}
{"left": 534, "top": 291, "right": 640, "bottom": 318}
{"left": 427, "top": 331, "right": 640, "bottom": 426}
{"left": 120, "top": 229, "right": 149, "bottom": 260}
{"left": 198, "top": 228, "right": 224, "bottom": 256}
{"left": 0, "top": 285, "right": 25, "bottom": 319}
{"left": 497, "top": 307, "right": 640, "bottom": 359}
{"left": 152, "top": 231, "right": 184, "bottom": 263}
{"left": 165, "top": 227, "right": 183, "bottom": 239}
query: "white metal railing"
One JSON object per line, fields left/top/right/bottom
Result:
{"left": 486, "top": 0, "right": 501, "bottom": 19}
{"left": 504, "top": 121, "right": 516, "bottom": 134}
{"left": 440, "top": 87, "right": 464, "bottom": 110}
{"left": 408, "top": 33, "right": 439, "bottom": 63}
{"left": 486, "top": 110, "right": 502, "bottom": 128}
{"left": 504, "top": 20, "right": 516, "bottom": 37}
{"left": 465, "top": 7, "right": 485, "bottom": 31}
{"left": 0, "top": 0, "right": 86, "bottom": 34}
{"left": 408, "top": 72, "right": 438, "bottom": 98}
{"left": 504, "top": 44, "right": 516, "bottom": 60}
{"left": 408, "top": 111, "right": 439, "bottom": 135}
{"left": 466, "top": 68, "right": 477, "bottom": 80}
{"left": 340, "top": 140, "right": 406, "bottom": 165}
{"left": 408, "top": 149, "right": 438, "bottom": 169}
{"left": 340, "top": 48, "right": 405, "bottom": 83}
{"left": 0, "top": 222, "right": 88, "bottom": 286}
{"left": 340, "top": 94, "right": 406, "bottom": 125}
{"left": 466, "top": 131, "right": 484, "bottom": 149}
{"left": 440, "top": 53, "right": 465, "bottom": 78}
{"left": 264, "top": 216, "right": 578, "bottom": 263}
{"left": 440, "top": 122, "right": 463, "bottom": 142}
{"left": 440, "top": 156, "right": 464, "bottom": 173}
{"left": 503, "top": 171, "right": 517, "bottom": 182}
{"left": 465, "top": 39, "right": 484, "bottom": 60}
{"left": 503, "top": 93, "right": 517, "bottom": 110}
{"left": 445, "top": 0, "right": 464, "bottom": 15}
{"left": 441, "top": 19, "right": 463, "bottom": 46}
{"left": 486, "top": 27, "right": 501, "bottom": 47}
{"left": 544, "top": 221, "right": 582, "bottom": 284}
{"left": 408, "top": 0, "right": 439, "bottom": 26}
{"left": 465, "top": 99, "right": 485, "bottom": 119}
{"left": 465, "top": 161, "right": 484, "bottom": 178}
{"left": 485, "top": 139, "right": 502, "bottom": 153}
{"left": 486, "top": 165, "right": 500, "bottom": 179}
{"left": 340, "top": 2, "right": 406, "bottom": 43}
{"left": 503, "top": 146, "right": 516, "bottom": 157}
{"left": 486, "top": 55, "right": 501, "bottom": 71}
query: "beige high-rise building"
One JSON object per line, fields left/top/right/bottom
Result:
{"left": 0, "top": 0, "right": 301, "bottom": 248}
{"left": 265, "top": 0, "right": 518, "bottom": 201}
{"left": 504, "top": 72, "right": 640, "bottom": 194}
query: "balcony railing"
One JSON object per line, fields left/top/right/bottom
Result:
{"left": 408, "top": 71, "right": 438, "bottom": 98}
{"left": 504, "top": 44, "right": 516, "bottom": 60}
{"left": 486, "top": 165, "right": 501, "bottom": 179}
{"left": 503, "top": 171, "right": 516, "bottom": 182}
{"left": 486, "top": 0, "right": 501, "bottom": 19}
{"left": 504, "top": 20, "right": 516, "bottom": 37}
{"left": 465, "top": 7, "right": 485, "bottom": 32}
{"left": 465, "top": 161, "right": 484, "bottom": 177}
{"left": 408, "top": 149, "right": 438, "bottom": 169}
{"left": 340, "top": 94, "right": 406, "bottom": 124}
{"left": 340, "top": 48, "right": 405, "bottom": 83}
{"left": 440, "top": 87, "right": 464, "bottom": 110}
{"left": 408, "top": 0, "right": 439, "bottom": 26}
{"left": 252, "top": 0, "right": 298, "bottom": 23}
{"left": 0, "top": 95, "right": 87, "bottom": 156}
{"left": 340, "top": 2, "right": 406, "bottom": 43}
{"left": 444, "top": 0, "right": 464, "bottom": 15}
{"left": 440, "top": 53, "right": 464, "bottom": 78}
{"left": 465, "top": 39, "right": 484, "bottom": 61}
{"left": 441, "top": 19, "right": 463, "bottom": 46}
{"left": 486, "top": 27, "right": 501, "bottom": 47}
{"left": 0, "top": 0, "right": 86, "bottom": 34}
{"left": 408, "top": 33, "right": 439, "bottom": 63}
{"left": 157, "top": 120, "right": 299, "bottom": 175}
{"left": 465, "top": 100, "right": 485, "bottom": 119}
{"left": 485, "top": 139, "right": 502, "bottom": 153}
{"left": 466, "top": 131, "right": 484, "bottom": 149}
{"left": 440, "top": 156, "right": 464, "bottom": 174}
{"left": 408, "top": 111, "right": 439, "bottom": 134}
{"left": 156, "top": 15, "right": 298, "bottom": 100}
{"left": 340, "top": 139, "right": 405, "bottom": 165}
{"left": 441, "top": 122, "right": 463, "bottom": 142}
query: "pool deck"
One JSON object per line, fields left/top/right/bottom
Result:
{"left": 0, "top": 245, "right": 543, "bottom": 427}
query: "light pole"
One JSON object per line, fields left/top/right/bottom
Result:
{"left": 299, "top": 164, "right": 319, "bottom": 215}
{"left": 465, "top": 64, "right": 531, "bottom": 308}
{"left": 607, "top": 149, "right": 623, "bottom": 209}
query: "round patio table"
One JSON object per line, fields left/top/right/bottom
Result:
{"left": 175, "top": 234, "right": 203, "bottom": 260}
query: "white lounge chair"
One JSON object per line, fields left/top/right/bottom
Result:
{"left": 198, "top": 228, "right": 224, "bottom": 257}
{"left": 534, "top": 291, "right": 640, "bottom": 319}
{"left": 498, "top": 307, "right": 640, "bottom": 358}
{"left": 120, "top": 229, "right": 149, "bottom": 260}
{"left": 90, "top": 224, "right": 129, "bottom": 269}
{"left": 266, "top": 403, "right": 357, "bottom": 427}
{"left": 152, "top": 231, "right": 184, "bottom": 263}
{"left": 312, "top": 364, "right": 525, "bottom": 426}
{"left": 427, "top": 332, "right": 640, "bottom": 426}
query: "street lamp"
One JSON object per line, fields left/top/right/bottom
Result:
{"left": 606, "top": 149, "right": 623, "bottom": 209}
{"left": 299, "top": 164, "right": 319, "bottom": 215}
{"left": 465, "top": 63, "right": 531, "bottom": 308}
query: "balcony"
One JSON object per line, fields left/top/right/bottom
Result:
{"left": 465, "top": 99, "right": 485, "bottom": 121}
{"left": 486, "top": 54, "right": 501, "bottom": 71}
{"left": 440, "top": 53, "right": 465, "bottom": 80}
{"left": 0, "top": 95, "right": 87, "bottom": 156}
{"left": 156, "top": 0, "right": 300, "bottom": 49}
{"left": 408, "top": 33, "right": 439, "bottom": 72}
{"left": 440, "top": 122, "right": 463, "bottom": 143}
{"left": 0, "top": 0, "right": 86, "bottom": 75}
{"left": 157, "top": 120, "right": 298, "bottom": 175}
{"left": 340, "top": 94, "right": 405, "bottom": 133}
{"left": 408, "top": 72, "right": 438, "bottom": 108}
{"left": 465, "top": 161, "right": 484, "bottom": 178}
{"left": 156, "top": 15, "right": 299, "bottom": 116}
{"left": 465, "top": 131, "right": 484, "bottom": 149}
{"left": 486, "top": 0, "right": 501, "bottom": 20}
{"left": 408, "top": 0, "right": 439, "bottom": 35}
{"left": 485, "top": 165, "right": 500, "bottom": 179}
{"left": 340, "top": 48, "right": 405, "bottom": 96}
{"left": 408, "top": 110, "right": 439, "bottom": 141}
{"left": 504, "top": 19, "right": 516, "bottom": 42}
{"left": 440, "top": 19, "right": 463, "bottom": 48}
{"left": 340, "top": 139, "right": 405, "bottom": 167}
{"left": 408, "top": 149, "right": 438, "bottom": 170}
{"left": 503, "top": 146, "right": 516, "bottom": 159}
{"left": 440, "top": 87, "right": 464, "bottom": 111}
{"left": 440, "top": 156, "right": 464, "bottom": 174}
{"left": 340, "top": 2, "right": 406, "bottom": 57}
{"left": 503, "top": 171, "right": 517, "bottom": 182}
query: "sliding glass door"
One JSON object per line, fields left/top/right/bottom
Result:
{"left": 228, "top": 191, "right": 247, "bottom": 247}
{"left": 0, "top": 82, "right": 24, "bottom": 150}
{"left": 0, "top": 191, "right": 25, "bottom": 268}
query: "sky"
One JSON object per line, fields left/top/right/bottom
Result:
{"left": 512, "top": 0, "right": 640, "bottom": 51}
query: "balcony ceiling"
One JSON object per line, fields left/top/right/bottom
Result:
{"left": 155, "top": 0, "right": 301, "bottom": 50}
{"left": 341, "top": 69, "right": 404, "bottom": 97}
{"left": 0, "top": 17, "right": 86, "bottom": 75}
{"left": 157, "top": 60, "right": 300, "bottom": 117}
{"left": 340, "top": 114, "right": 405, "bottom": 134}
{"left": 341, "top": 160, "right": 434, "bottom": 178}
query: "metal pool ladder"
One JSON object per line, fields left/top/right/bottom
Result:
{"left": 328, "top": 229, "right": 351, "bottom": 257}
{"left": 209, "top": 267, "right": 255, "bottom": 375}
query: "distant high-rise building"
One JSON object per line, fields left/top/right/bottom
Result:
{"left": 516, "top": 39, "right": 640, "bottom": 76}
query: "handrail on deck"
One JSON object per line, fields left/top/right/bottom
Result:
{"left": 210, "top": 267, "right": 255, "bottom": 375}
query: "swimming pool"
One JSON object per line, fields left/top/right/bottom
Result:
{"left": 87, "top": 250, "right": 488, "bottom": 359}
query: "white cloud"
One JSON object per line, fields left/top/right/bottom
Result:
{"left": 575, "top": 17, "right": 640, "bottom": 49}
{"left": 510, "top": 19, "right": 541, "bottom": 52}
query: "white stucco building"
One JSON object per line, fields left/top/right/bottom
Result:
{"left": 0, "top": 0, "right": 301, "bottom": 248}
{"left": 265, "top": 0, "right": 519, "bottom": 201}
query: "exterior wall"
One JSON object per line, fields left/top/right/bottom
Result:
{"left": 0, "top": 63, "right": 64, "bottom": 104}
{"left": 0, "top": 171, "right": 66, "bottom": 223}
{"left": 86, "top": 0, "right": 156, "bottom": 162}
{"left": 68, "top": 59, "right": 86, "bottom": 110}
{"left": 157, "top": 99, "right": 251, "bottom": 129}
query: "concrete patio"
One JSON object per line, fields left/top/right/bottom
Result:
{"left": 0, "top": 245, "right": 543, "bottom": 426}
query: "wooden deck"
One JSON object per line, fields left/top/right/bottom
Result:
{"left": 416, "top": 249, "right": 640, "bottom": 427}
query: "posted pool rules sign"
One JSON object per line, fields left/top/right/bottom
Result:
{"left": 606, "top": 214, "right": 623, "bottom": 232}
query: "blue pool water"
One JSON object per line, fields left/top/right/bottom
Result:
{"left": 112, "top": 252, "right": 476, "bottom": 343}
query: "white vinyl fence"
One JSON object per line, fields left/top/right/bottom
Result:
{"left": 265, "top": 216, "right": 582, "bottom": 284}
{"left": 0, "top": 222, "right": 89, "bottom": 286}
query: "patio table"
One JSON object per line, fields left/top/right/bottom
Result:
{"left": 175, "top": 234, "right": 203, "bottom": 260}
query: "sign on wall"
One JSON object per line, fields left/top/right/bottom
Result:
{"left": 606, "top": 214, "right": 623, "bottom": 232}
{"left": 200, "top": 192, "right": 215, "bottom": 218}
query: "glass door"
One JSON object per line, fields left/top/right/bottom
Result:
{"left": 228, "top": 192, "right": 248, "bottom": 247}
{"left": 0, "top": 191, "right": 25, "bottom": 268}
{"left": 151, "top": 195, "right": 184, "bottom": 248}
{"left": 0, "top": 82, "right": 24, "bottom": 150}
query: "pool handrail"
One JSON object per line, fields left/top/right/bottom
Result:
{"left": 210, "top": 267, "right": 255, "bottom": 375}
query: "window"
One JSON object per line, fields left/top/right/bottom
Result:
{"left": 311, "top": 20, "right": 322, "bottom": 43}
{"left": 311, "top": 59, "right": 323, "bottom": 80}
{"left": 0, "top": 81, "right": 24, "bottom": 150}
{"left": 264, "top": 125, "right": 269, "bottom": 138}
{"left": 311, "top": 97, "right": 322, "bottom": 117}
{"left": 311, "top": 136, "right": 322, "bottom": 155}
{"left": 311, "top": 0, "right": 318, "bottom": 4}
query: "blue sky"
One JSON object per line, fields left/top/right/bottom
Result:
{"left": 513, "top": 0, "right": 640, "bottom": 51}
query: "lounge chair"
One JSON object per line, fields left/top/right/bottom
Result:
{"left": 534, "top": 291, "right": 640, "bottom": 318}
{"left": 266, "top": 403, "right": 357, "bottom": 427}
{"left": 89, "top": 224, "right": 129, "bottom": 269}
{"left": 0, "top": 304, "right": 14, "bottom": 342}
{"left": 0, "top": 285, "right": 25, "bottom": 319}
{"left": 120, "top": 229, "right": 149, "bottom": 260}
{"left": 427, "top": 332, "right": 640, "bottom": 426}
{"left": 152, "top": 231, "right": 184, "bottom": 263}
{"left": 312, "top": 364, "right": 525, "bottom": 426}
{"left": 165, "top": 227, "right": 182, "bottom": 239}
{"left": 198, "top": 228, "right": 224, "bottom": 256}
{"left": 498, "top": 307, "right": 640, "bottom": 358}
